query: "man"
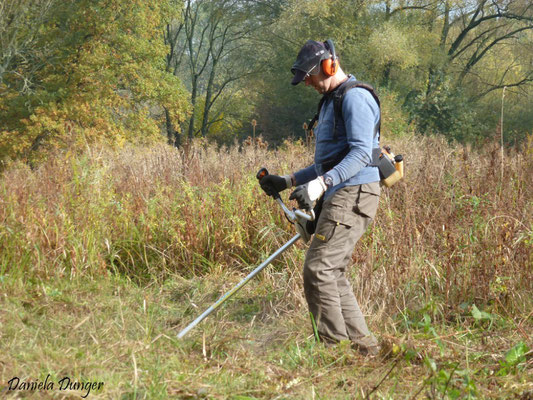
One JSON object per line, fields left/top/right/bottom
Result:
{"left": 259, "top": 40, "right": 381, "bottom": 355}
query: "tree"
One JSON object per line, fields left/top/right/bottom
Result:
{"left": 165, "top": 0, "right": 266, "bottom": 143}
{"left": 0, "top": 0, "right": 190, "bottom": 164}
{"left": 0, "top": 0, "right": 56, "bottom": 94}
{"left": 384, "top": 0, "right": 533, "bottom": 137}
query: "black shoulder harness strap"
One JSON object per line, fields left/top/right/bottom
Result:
{"left": 308, "top": 77, "right": 381, "bottom": 141}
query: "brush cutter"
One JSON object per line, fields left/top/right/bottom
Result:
{"left": 177, "top": 168, "right": 314, "bottom": 339}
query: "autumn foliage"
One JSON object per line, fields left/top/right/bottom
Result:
{"left": 0, "top": 0, "right": 189, "bottom": 165}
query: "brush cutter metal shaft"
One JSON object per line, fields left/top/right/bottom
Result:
{"left": 177, "top": 167, "right": 315, "bottom": 339}
{"left": 177, "top": 233, "right": 301, "bottom": 339}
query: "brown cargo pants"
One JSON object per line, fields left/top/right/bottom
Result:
{"left": 303, "top": 182, "right": 380, "bottom": 353}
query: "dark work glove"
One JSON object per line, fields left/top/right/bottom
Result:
{"left": 289, "top": 177, "right": 327, "bottom": 211}
{"left": 289, "top": 185, "right": 312, "bottom": 210}
{"left": 259, "top": 174, "right": 291, "bottom": 197}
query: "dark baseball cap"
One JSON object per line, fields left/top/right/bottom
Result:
{"left": 291, "top": 40, "right": 330, "bottom": 85}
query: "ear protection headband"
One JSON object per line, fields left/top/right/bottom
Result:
{"left": 322, "top": 39, "right": 338, "bottom": 76}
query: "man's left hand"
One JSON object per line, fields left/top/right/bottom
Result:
{"left": 289, "top": 177, "right": 327, "bottom": 210}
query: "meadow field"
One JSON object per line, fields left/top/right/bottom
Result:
{"left": 0, "top": 135, "right": 532, "bottom": 399}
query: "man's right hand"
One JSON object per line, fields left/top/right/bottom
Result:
{"left": 259, "top": 174, "right": 292, "bottom": 197}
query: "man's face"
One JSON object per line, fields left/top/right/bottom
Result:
{"left": 304, "top": 72, "right": 327, "bottom": 94}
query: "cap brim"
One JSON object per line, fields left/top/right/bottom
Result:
{"left": 291, "top": 69, "right": 306, "bottom": 86}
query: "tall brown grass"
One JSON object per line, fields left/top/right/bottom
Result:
{"left": 1, "top": 135, "right": 531, "bottom": 319}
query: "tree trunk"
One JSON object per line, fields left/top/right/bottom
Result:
{"left": 201, "top": 59, "right": 217, "bottom": 137}
{"left": 440, "top": 1, "right": 450, "bottom": 49}
{"left": 188, "top": 74, "right": 199, "bottom": 139}
{"left": 164, "top": 107, "right": 181, "bottom": 147}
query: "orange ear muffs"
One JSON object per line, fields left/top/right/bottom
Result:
{"left": 322, "top": 57, "right": 338, "bottom": 76}
{"left": 322, "top": 39, "right": 338, "bottom": 76}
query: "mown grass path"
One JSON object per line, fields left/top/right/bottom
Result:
{"left": 1, "top": 272, "right": 531, "bottom": 399}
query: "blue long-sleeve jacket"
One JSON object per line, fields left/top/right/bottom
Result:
{"left": 293, "top": 76, "right": 380, "bottom": 199}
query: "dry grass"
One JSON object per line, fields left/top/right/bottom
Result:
{"left": 0, "top": 134, "right": 532, "bottom": 399}
{"left": 1, "top": 135, "right": 531, "bottom": 305}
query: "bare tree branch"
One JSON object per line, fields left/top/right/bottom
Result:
{"left": 448, "top": 1, "right": 533, "bottom": 58}
{"left": 451, "top": 23, "right": 506, "bottom": 61}
{"left": 460, "top": 25, "right": 533, "bottom": 81}
{"left": 389, "top": 2, "right": 438, "bottom": 17}
{"left": 473, "top": 74, "right": 533, "bottom": 100}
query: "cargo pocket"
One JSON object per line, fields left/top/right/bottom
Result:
{"left": 313, "top": 217, "right": 339, "bottom": 243}
{"left": 314, "top": 187, "right": 359, "bottom": 245}
{"left": 354, "top": 182, "right": 380, "bottom": 219}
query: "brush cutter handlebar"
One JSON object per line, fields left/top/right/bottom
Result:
{"left": 256, "top": 168, "right": 315, "bottom": 222}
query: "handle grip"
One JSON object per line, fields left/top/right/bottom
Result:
{"left": 256, "top": 167, "right": 269, "bottom": 181}
{"left": 256, "top": 167, "right": 280, "bottom": 200}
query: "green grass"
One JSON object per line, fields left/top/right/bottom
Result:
{"left": 1, "top": 268, "right": 531, "bottom": 399}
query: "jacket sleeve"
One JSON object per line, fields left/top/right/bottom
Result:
{"left": 293, "top": 165, "right": 318, "bottom": 186}
{"left": 324, "top": 88, "right": 379, "bottom": 186}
